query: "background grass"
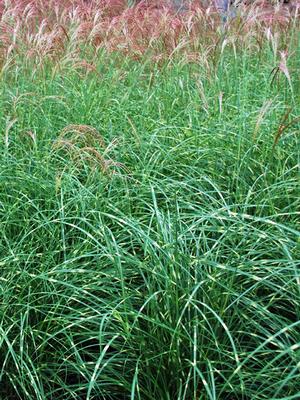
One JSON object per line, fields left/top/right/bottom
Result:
{"left": 0, "top": 2, "right": 300, "bottom": 399}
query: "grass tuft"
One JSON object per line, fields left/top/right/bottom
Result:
{"left": 0, "top": 1, "right": 299, "bottom": 399}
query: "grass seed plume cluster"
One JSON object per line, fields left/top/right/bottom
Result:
{"left": 0, "top": 0, "right": 299, "bottom": 399}
{"left": 0, "top": 0, "right": 299, "bottom": 71}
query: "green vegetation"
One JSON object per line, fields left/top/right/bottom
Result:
{"left": 0, "top": 2, "right": 299, "bottom": 399}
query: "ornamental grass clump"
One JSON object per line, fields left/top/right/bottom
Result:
{"left": 0, "top": 1, "right": 299, "bottom": 399}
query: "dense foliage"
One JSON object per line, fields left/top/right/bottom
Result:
{"left": 0, "top": 1, "right": 299, "bottom": 399}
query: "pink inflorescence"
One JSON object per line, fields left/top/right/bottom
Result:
{"left": 0, "top": 0, "right": 298, "bottom": 70}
